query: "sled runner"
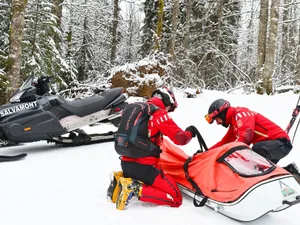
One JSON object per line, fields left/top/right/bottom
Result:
{"left": 160, "top": 138, "right": 300, "bottom": 222}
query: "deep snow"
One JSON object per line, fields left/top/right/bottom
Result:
{"left": 0, "top": 89, "right": 299, "bottom": 225}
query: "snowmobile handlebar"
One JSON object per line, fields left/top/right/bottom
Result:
{"left": 39, "top": 76, "right": 54, "bottom": 84}
{"left": 34, "top": 76, "right": 54, "bottom": 96}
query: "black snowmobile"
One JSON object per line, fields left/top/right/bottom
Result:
{"left": 0, "top": 75, "right": 128, "bottom": 147}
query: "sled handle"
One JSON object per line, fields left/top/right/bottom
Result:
{"left": 282, "top": 195, "right": 300, "bottom": 206}
{"left": 192, "top": 126, "right": 208, "bottom": 152}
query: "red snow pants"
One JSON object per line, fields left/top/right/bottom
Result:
{"left": 121, "top": 160, "right": 182, "bottom": 207}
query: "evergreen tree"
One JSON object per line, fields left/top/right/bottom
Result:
{"left": 22, "top": 0, "right": 67, "bottom": 80}
{"left": 140, "top": 0, "right": 157, "bottom": 57}
{"left": 0, "top": 0, "right": 11, "bottom": 68}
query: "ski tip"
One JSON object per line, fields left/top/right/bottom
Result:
{"left": 0, "top": 153, "right": 28, "bottom": 163}
{"left": 19, "top": 153, "right": 28, "bottom": 157}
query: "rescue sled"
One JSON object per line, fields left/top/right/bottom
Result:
{"left": 160, "top": 134, "right": 300, "bottom": 222}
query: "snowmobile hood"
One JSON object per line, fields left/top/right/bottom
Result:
{"left": 0, "top": 102, "right": 13, "bottom": 111}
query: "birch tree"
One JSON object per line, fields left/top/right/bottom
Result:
{"left": 262, "top": 0, "right": 280, "bottom": 94}
{"left": 296, "top": 31, "right": 300, "bottom": 82}
{"left": 110, "top": 0, "right": 119, "bottom": 65}
{"left": 257, "top": 0, "right": 268, "bottom": 74}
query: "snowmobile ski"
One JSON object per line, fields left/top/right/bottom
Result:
{"left": 0, "top": 153, "right": 27, "bottom": 163}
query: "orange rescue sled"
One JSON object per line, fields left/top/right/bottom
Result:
{"left": 160, "top": 139, "right": 300, "bottom": 222}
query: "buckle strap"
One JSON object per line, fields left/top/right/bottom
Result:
{"left": 183, "top": 156, "right": 208, "bottom": 207}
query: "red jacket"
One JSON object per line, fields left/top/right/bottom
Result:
{"left": 122, "top": 97, "right": 192, "bottom": 165}
{"left": 209, "top": 106, "right": 290, "bottom": 150}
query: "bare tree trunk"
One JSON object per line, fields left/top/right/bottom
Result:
{"left": 246, "top": 0, "right": 255, "bottom": 56}
{"left": 110, "top": 0, "right": 119, "bottom": 65}
{"left": 183, "top": 0, "right": 192, "bottom": 51}
{"left": 295, "top": 27, "right": 300, "bottom": 83}
{"left": 257, "top": 0, "right": 269, "bottom": 70}
{"left": 215, "top": 0, "right": 224, "bottom": 48}
{"left": 263, "top": 0, "right": 280, "bottom": 94}
{"left": 280, "top": 0, "right": 289, "bottom": 71}
{"left": 78, "top": 10, "right": 88, "bottom": 81}
{"left": 169, "top": 0, "right": 179, "bottom": 60}
{"left": 126, "top": 4, "right": 135, "bottom": 62}
{"left": 155, "top": 0, "right": 164, "bottom": 51}
{"left": 6, "top": 0, "right": 27, "bottom": 100}
{"left": 289, "top": 6, "right": 297, "bottom": 74}
{"left": 62, "top": 1, "right": 75, "bottom": 85}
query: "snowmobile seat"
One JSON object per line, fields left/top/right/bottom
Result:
{"left": 61, "top": 87, "right": 123, "bottom": 117}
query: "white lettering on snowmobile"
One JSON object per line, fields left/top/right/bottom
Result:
{"left": 0, "top": 101, "right": 38, "bottom": 117}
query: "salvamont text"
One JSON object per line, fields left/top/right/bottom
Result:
{"left": 0, "top": 101, "right": 38, "bottom": 117}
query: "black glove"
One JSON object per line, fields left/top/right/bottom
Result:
{"left": 185, "top": 125, "right": 197, "bottom": 138}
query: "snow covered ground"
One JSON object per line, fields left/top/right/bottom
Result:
{"left": 0, "top": 89, "right": 299, "bottom": 225}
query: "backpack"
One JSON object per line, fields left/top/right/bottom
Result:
{"left": 115, "top": 102, "right": 161, "bottom": 158}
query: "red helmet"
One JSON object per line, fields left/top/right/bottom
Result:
{"left": 151, "top": 86, "right": 178, "bottom": 112}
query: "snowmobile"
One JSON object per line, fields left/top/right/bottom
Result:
{"left": 160, "top": 129, "right": 300, "bottom": 222}
{"left": 0, "top": 75, "right": 128, "bottom": 147}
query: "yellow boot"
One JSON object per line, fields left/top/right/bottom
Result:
{"left": 116, "top": 177, "right": 143, "bottom": 210}
{"left": 107, "top": 171, "right": 124, "bottom": 203}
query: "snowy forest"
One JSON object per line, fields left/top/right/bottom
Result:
{"left": 1, "top": 0, "right": 300, "bottom": 104}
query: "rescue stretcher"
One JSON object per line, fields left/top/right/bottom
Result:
{"left": 159, "top": 133, "right": 300, "bottom": 222}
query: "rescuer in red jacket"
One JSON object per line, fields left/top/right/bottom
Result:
{"left": 205, "top": 99, "right": 300, "bottom": 179}
{"left": 107, "top": 87, "right": 197, "bottom": 210}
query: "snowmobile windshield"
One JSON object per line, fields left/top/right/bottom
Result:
{"left": 10, "top": 75, "right": 36, "bottom": 103}
{"left": 18, "top": 75, "right": 35, "bottom": 90}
